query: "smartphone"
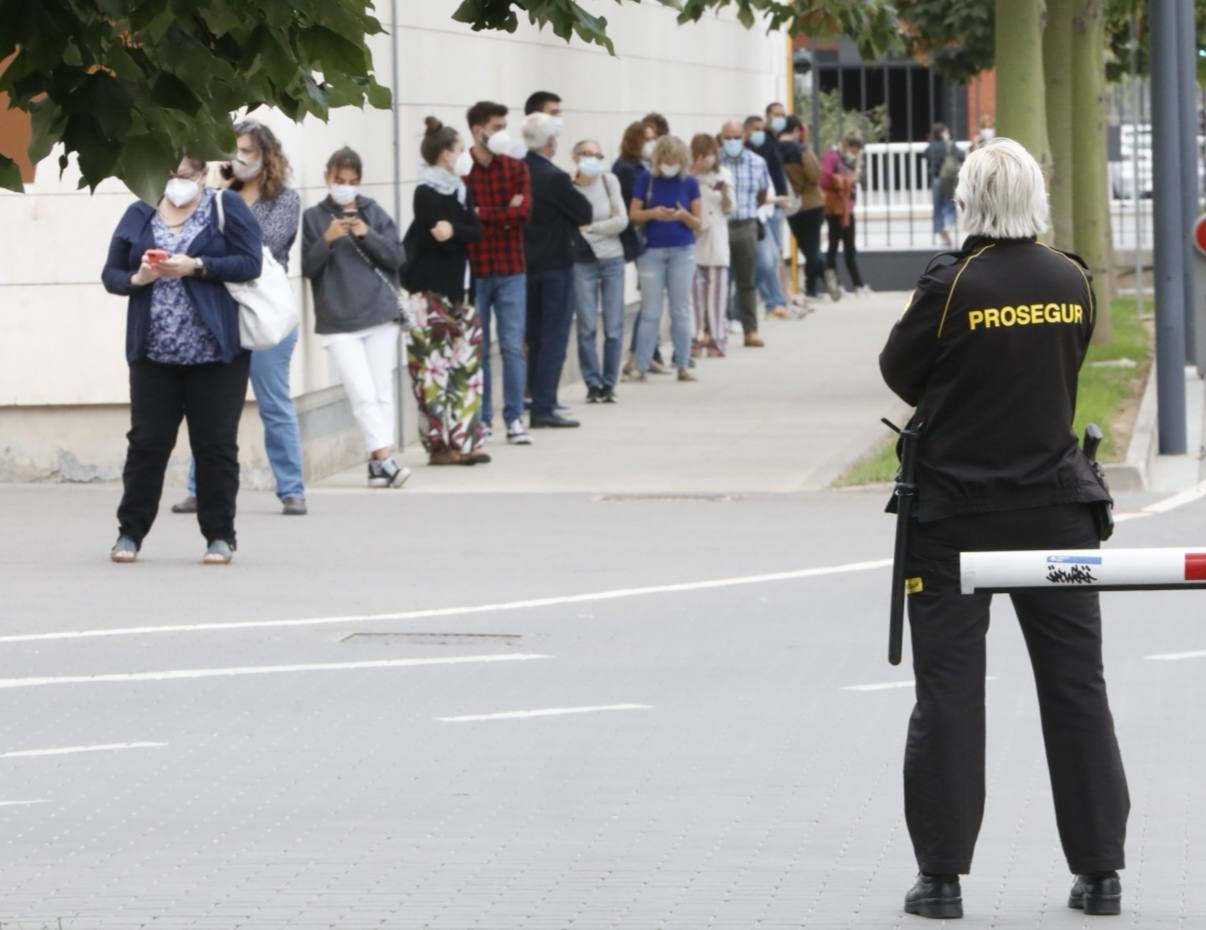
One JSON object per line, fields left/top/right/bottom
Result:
{"left": 219, "top": 162, "right": 234, "bottom": 181}
{"left": 145, "top": 249, "right": 169, "bottom": 265}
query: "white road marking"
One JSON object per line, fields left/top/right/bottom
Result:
{"left": 0, "top": 800, "right": 49, "bottom": 808}
{"left": 439, "top": 703, "right": 652, "bottom": 722}
{"left": 0, "top": 742, "right": 166, "bottom": 760}
{"left": 843, "top": 676, "right": 997, "bottom": 692}
{"left": 1144, "top": 649, "right": 1206, "bottom": 662}
{"left": 0, "top": 558, "right": 893, "bottom": 646}
{"left": 1140, "top": 480, "right": 1206, "bottom": 515}
{"left": 0, "top": 654, "right": 550, "bottom": 690}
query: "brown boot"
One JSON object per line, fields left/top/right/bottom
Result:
{"left": 458, "top": 450, "right": 492, "bottom": 465}
{"left": 429, "top": 449, "right": 462, "bottom": 466}
{"left": 744, "top": 332, "right": 765, "bottom": 348}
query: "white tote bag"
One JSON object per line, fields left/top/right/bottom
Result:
{"left": 214, "top": 192, "right": 299, "bottom": 351}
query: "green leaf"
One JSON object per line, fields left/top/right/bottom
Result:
{"left": 299, "top": 24, "right": 368, "bottom": 74}
{"left": 0, "top": 154, "right": 23, "bottom": 192}
{"left": 365, "top": 80, "right": 392, "bottom": 109}
{"left": 115, "top": 132, "right": 176, "bottom": 203}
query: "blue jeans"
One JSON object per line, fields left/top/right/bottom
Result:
{"left": 475, "top": 273, "right": 527, "bottom": 427}
{"left": 187, "top": 327, "right": 304, "bottom": 500}
{"left": 526, "top": 267, "right": 576, "bottom": 417}
{"left": 635, "top": 245, "right": 695, "bottom": 372}
{"left": 574, "top": 256, "right": 626, "bottom": 389}
{"left": 756, "top": 206, "right": 789, "bottom": 310}
{"left": 932, "top": 179, "right": 957, "bottom": 234}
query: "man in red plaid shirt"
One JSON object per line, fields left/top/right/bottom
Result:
{"left": 465, "top": 101, "right": 533, "bottom": 446}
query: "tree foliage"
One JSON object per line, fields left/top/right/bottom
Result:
{"left": 452, "top": 0, "right": 900, "bottom": 59}
{"left": 0, "top": 0, "right": 391, "bottom": 200}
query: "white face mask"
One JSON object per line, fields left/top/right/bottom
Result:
{"left": 577, "top": 156, "right": 603, "bottom": 178}
{"left": 981, "top": 128, "right": 995, "bottom": 140}
{"left": 485, "top": 129, "right": 513, "bottom": 156}
{"left": 702, "top": 154, "right": 717, "bottom": 169}
{"left": 454, "top": 149, "right": 474, "bottom": 177}
{"left": 642, "top": 140, "right": 656, "bottom": 161}
{"left": 329, "top": 183, "right": 358, "bottom": 206}
{"left": 164, "top": 177, "right": 201, "bottom": 207}
{"left": 231, "top": 156, "right": 262, "bottom": 181}
{"left": 659, "top": 163, "right": 681, "bottom": 178}
{"left": 551, "top": 116, "right": 565, "bottom": 135}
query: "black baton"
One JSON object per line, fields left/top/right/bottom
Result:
{"left": 1082, "top": 423, "right": 1115, "bottom": 542}
{"left": 884, "top": 418, "right": 923, "bottom": 666}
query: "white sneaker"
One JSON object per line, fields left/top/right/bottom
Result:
{"left": 727, "top": 319, "right": 742, "bottom": 336}
{"left": 506, "top": 420, "right": 533, "bottom": 445}
{"left": 480, "top": 424, "right": 493, "bottom": 445}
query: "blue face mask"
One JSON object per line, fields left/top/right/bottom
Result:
{"left": 749, "top": 130, "right": 767, "bottom": 148}
{"left": 770, "top": 116, "right": 787, "bottom": 133}
{"left": 722, "top": 138, "right": 744, "bottom": 159}
{"left": 578, "top": 156, "right": 603, "bottom": 177}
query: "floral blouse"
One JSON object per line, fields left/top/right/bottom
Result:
{"left": 248, "top": 187, "right": 301, "bottom": 270}
{"left": 146, "top": 189, "right": 222, "bottom": 365}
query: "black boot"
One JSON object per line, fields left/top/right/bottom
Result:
{"left": 904, "top": 873, "right": 963, "bottom": 919}
{"left": 1069, "top": 871, "right": 1122, "bottom": 916}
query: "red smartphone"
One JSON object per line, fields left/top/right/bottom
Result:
{"left": 145, "top": 249, "right": 169, "bottom": 265}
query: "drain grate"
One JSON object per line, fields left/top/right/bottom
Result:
{"left": 595, "top": 493, "right": 741, "bottom": 503}
{"left": 341, "top": 632, "right": 523, "bottom": 645}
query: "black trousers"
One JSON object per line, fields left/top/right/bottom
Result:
{"left": 824, "top": 213, "right": 864, "bottom": 288}
{"left": 787, "top": 207, "right": 825, "bottom": 297}
{"left": 904, "top": 504, "right": 1129, "bottom": 875}
{"left": 117, "top": 354, "right": 251, "bottom": 547}
{"left": 525, "top": 267, "right": 575, "bottom": 417}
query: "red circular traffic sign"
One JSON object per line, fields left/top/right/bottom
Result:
{"left": 1196, "top": 214, "right": 1206, "bottom": 257}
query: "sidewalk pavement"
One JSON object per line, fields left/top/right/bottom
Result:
{"left": 319, "top": 292, "right": 911, "bottom": 495}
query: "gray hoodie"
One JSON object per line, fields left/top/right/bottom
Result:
{"left": 301, "top": 196, "right": 404, "bottom": 335}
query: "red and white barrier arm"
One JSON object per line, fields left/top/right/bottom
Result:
{"left": 959, "top": 548, "right": 1206, "bottom": 594}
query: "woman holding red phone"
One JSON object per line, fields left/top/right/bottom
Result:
{"left": 101, "top": 155, "right": 263, "bottom": 565}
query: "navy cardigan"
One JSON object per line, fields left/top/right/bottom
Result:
{"left": 101, "top": 190, "right": 264, "bottom": 363}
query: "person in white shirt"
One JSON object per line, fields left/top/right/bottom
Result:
{"left": 688, "top": 133, "right": 735, "bottom": 357}
{"left": 570, "top": 139, "right": 629, "bottom": 403}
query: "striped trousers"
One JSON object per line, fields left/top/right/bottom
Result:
{"left": 692, "top": 265, "right": 730, "bottom": 355}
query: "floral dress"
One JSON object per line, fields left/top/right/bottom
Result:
{"left": 405, "top": 296, "right": 485, "bottom": 454}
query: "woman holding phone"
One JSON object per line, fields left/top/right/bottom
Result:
{"left": 101, "top": 156, "right": 263, "bottom": 565}
{"left": 301, "top": 147, "right": 410, "bottom": 489}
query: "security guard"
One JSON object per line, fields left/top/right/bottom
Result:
{"left": 879, "top": 138, "right": 1129, "bottom": 920}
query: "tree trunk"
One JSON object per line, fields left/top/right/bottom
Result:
{"left": 995, "top": 0, "right": 1050, "bottom": 169}
{"left": 1045, "top": 0, "right": 1075, "bottom": 250}
{"left": 1071, "top": 0, "right": 1113, "bottom": 343}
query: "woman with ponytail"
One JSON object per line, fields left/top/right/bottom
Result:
{"left": 402, "top": 117, "right": 488, "bottom": 466}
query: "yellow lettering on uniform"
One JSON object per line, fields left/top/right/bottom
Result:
{"left": 968, "top": 309, "right": 984, "bottom": 330}
{"left": 1030, "top": 303, "right": 1044, "bottom": 324}
{"left": 1000, "top": 306, "right": 1017, "bottom": 326}
{"left": 1045, "top": 303, "right": 1061, "bottom": 323}
{"left": 1016, "top": 306, "right": 1031, "bottom": 325}
{"left": 984, "top": 308, "right": 1000, "bottom": 328}
{"left": 906, "top": 577, "right": 924, "bottom": 594}
{"left": 1062, "top": 303, "right": 1074, "bottom": 323}
{"left": 1075, "top": 304, "right": 1084, "bottom": 323}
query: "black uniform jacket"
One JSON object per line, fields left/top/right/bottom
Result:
{"left": 880, "top": 235, "right": 1111, "bottom": 522}
{"left": 523, "top": 152, "right": 594, "bottom": 273}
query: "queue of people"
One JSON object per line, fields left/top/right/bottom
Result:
{"left": 101, "top": 96, "right": 868, "bottom": 565}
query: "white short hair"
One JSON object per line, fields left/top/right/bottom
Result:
{"left": 955, "top": 138, "right": 1049, "bottom": 240}
{"left": 522, "top": 112, "right": 556, "bottom": 150}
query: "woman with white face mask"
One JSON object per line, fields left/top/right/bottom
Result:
{"left": 301, "top": 147, "right": 411, "bottom": 489}
{"left": 628, "top": 135, "right": 703, "bottom": 382}
{"left": 688, "top": 133, "right": 735, "bottom": 358}
{"left": 570, "top": 139, "right": 629, "bottom": 403}
{"left": 173, "top": 120, "right": 306, "bottom": 518}
{"left": 401, "top": 117, "right": 488, "bottom": 467}
{"left": 101, "top": 156, "right": 264, "bottom": 565}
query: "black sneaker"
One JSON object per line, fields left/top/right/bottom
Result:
{"left": 586, "top": 385, "right": 602, "bottom": 403}
{"left": 904, "top": 873, "right": 962, "bottom": 919}
{"left": 1069, "top": 871, "right": 1121, "bottom": 916}
{"left": 600, "top": 386, "right": 617, "bottom": 404}
{"left": 368, "top": 458, "right": 412, "bottom": 489}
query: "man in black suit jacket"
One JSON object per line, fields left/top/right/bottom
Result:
{"left": 522, "top": 112, "right": 593, "bottom": 428}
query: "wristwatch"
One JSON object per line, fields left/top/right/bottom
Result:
{"left": 193, "top": 257, "right": 206, "bottom": 277}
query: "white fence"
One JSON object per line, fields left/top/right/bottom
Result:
{"left": 841, "top": 140, "right": 1156, "bottom": 253}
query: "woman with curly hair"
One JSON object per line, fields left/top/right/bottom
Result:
{"left": 402, "top": 116, "right": 488, "bottom": 466}
{"left": 172, "top": 119, "right": 308, "bottom": 516}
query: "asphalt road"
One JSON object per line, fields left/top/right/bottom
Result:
{"left": 1, "top": 479, "right": 1205, "bottom": 929}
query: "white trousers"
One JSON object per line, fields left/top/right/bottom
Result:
{"left": 322, "top": 322, "right": 398, "bottom": 453}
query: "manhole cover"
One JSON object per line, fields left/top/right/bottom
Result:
{"left": 341, "top": 632, "right": 523, "bottom": 645}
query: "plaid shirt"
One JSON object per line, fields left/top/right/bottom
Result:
{"left": 720, "top": 148, "right": 770, "bottom": 221}
{"left": 465, "top": 152, "right": 531, "bottom": 278}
